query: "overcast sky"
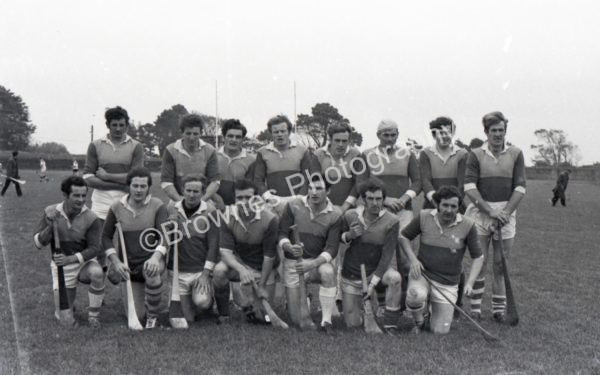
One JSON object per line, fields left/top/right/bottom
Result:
{"left": 1, "top": 0, "right": 599, "bottom": 164}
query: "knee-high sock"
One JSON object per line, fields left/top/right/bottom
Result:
{"left": 400, "top": 274, "right": 408, "bottom": 311}
{"left": 319, "top": 286, "right": 336, "bottom": 325}
{"left": 88, "top": 285, "right": 105, "bottom": 318}
{"left": 214, "top": 286, "right": 230, "bottom": 316}
{"left": 492, "top": 294, "right": 506, "bottom": 314}
{"left": 145, "top": 282, "right": 163, "bottom": 318}
{"left": 470, "top": 277, "right": 485, "bottom": 314}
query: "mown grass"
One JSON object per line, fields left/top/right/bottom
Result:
{"left": 1, "top": 170, "right": 599, "bottom": 374}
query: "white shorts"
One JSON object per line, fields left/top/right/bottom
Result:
{"left": 169, "top": 271, "right": 205, "bottom": 296}
{"left": 90, "top": 189, "right": 127, "bottom": 220}
{"left": 282, "top": 258, "right": 320, "bottom": 288}
{"left": 51, "top": 259, "right": 99, "bottom": 289}
{"left": 407, "top": 274, "right": 458, "bottom": 307}
{"left": 465, "top": 201, "right": 516, "bottom": 240}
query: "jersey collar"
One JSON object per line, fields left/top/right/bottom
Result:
{"left": 174, "top": 138, "right": 207, "bottom": 158}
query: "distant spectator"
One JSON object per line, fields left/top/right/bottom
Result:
{"left": 551, "top": 169, "right": 571, "bottom": 207}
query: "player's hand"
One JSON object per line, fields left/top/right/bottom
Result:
{"left": 114, "top": 260, "right": 131, "bottom": 281}
{"left": 53, "top": 254, "right": 77, "bottom": 266}
{"left": 295, "top": 259, "right": 315, "bottom": 274}
{"left": 348, "top": 221, "right": 363, "bottom": 240}
{"left": 96, "top": 167, "right": 109, "bottom": 181}
{"left": 383, "top": 197, "right": 402, "bottom": 212}
{"left": 143, "top": 253, "right": 162, "bottom": 278}
{"left": 489, "top": 209, "right": 509, "bottom": 225}
{"left": 196, "top": 271, "right": 212, "bottom": 294}
{"left": 464, "top": 282, "right": 474, "bottom": 298}
{"left": 284, "top": 243, "right": 303, "bottom": 258}
{"left": 45, "top": 210, "right": 61, "bottom": 226}
{"left": 256, "top": 285, "right": 269, "bottom": 300}
{"left": 239, "top": 268, "right": 254, "bottom": 285}
{"left": 366, "top": 284, "right": 375, "bottom": 299}
{"left": 409, "top": 260, "right": 424, "bottom": 279}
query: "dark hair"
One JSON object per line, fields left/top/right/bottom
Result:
{"left": 126, "top": 167, "right": 152, "bottom": 187}
{"left": 482, "top": 111, "right": 508, "bottom": 132}
{"left": 61, "top": 176, "right": 87, "bottom": 195}
{"left": 221, "top": 119, "right": 247, "bottom": 138}
{"left": 267, "top": 114, "right": 293, "bottom": 133}
{"left": 105, "top": 106, "right": 129, "bottom": 126}
{"left": 327, "top": 123, "right": 352, "bottom": 139}
{"left": 309, "top": 173, "right": 331, "bottom": 191}
{"left": 429, "top": 116, "right": 455, "bottom": 137}
{"left": 179, "top": 114, "right": 205, "bottom": 133}
{"left": 12, "top": 150, "right": 19, "bottom": 157}
{"left": 359, "top": 177, "right": 386, "bottom": 200}
{"left": 432, "top": 185, "right": 463, "bottom": 206}
{"left": 233, "top": 179, "right": 257, "bottom": 194}
{"left": 181, "top": 175, "right": 206, "bottom": 189}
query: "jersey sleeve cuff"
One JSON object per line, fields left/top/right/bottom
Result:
{"left": 426, "top": 191, "right": 435, "bottom": 202}
{"left": 464, "top": 183, "right": 477, "bottom": 191}
{"left": 405, "top": 190, "right": 417, "bottom": 199}
{"left": 344, "top": 196, "right": 357, "bottom": 205}
{"left": 82, "top": 173, "right": 94, "bottom": 180}
{"left": 318, "top": 252, "right": 332, "bottom": 263}
{"left": 155, "top": 245, "right": 167, "bottom": 257}
{"left": 160, "top": 182, "right": 174, "bottom": 189}
{"left": 262, "top": 190, "right": 274, "bottom": 201}
{"left": 105, "top": 248, "right": 117, "bottom": 257}
{"left": 220, "top": 247, "right": 234, "bottom": 255}
{"left": 33, "top": 233, "right": 44, "bottom": 249}
{"left": 369, "top": 275, "right": 381, "bottom": 287}
{"left": 278, "top": 238, "right": 291, "bottom": 248}
{"left": 75, "top": 253, "right": 84, "bottom": 264}
{"left": 514, "top": 186, "right": 526, "bottom": 194}
{"left": 204, "top": 261, "right": 215, "bottom": 271}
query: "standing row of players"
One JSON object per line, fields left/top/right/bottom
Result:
{"left": 33, "top": 107, "right": 525, "bottom": 334}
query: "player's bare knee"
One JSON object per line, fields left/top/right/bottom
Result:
{"left": 318, "top": 264, "right": 335, "bottom": 285}
{"left": 192, "top": 291, "right": 212, "bottom": 310}
{"left": 406, "top": 286, "right": 426, "bottom": 305}
{"left": 386, "top": 270, "right": 402, "bottom": 287}
{"left": 88, "top": 266, "right": 104, "bottom": 285}
{"left": 212, "top": 262, "right": 229, "bottom": 286}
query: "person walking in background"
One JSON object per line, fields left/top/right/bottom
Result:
{"left": 551, "top": 169, "right": 571, "bottom": 207}
{"left": 39, "top": 158, "right": 50, "bottom": 182}
{"left": 1, "top": 151, "right": 23, "bottom": 197}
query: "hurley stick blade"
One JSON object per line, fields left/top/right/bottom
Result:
{"left": 361, "top": 264, "right": 382, "bottom": 334}
{"left": 497, "top": 224, "right": 519, "bottom": 326}
{"left": 116, "top": 223, "right": 143, "bottom": 331}
{"left": 52, "top": 221, "right": 76, "bottom": 327}
{"left": 169, "top": 224, "right": 188, "bottom": 329}
{"left": 251, "top": 280, "right": 289, "bottom": 329}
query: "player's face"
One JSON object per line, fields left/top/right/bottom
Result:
{"left": 235, "top": 188, "right": 256, "bottom": 213}
{"left": 364, "top": 190, "right": 384, "bottom": 215}
{"left": 224, "top": 129, "right": 244, "bottom": 153}
{"left": 270, "top": 123, "right": 290, "bottom": 148}
{"left": 438, "top": 197, "right": 460, "bottom": 224}
{"left": 330, "top": 132, "right": 350, "bottom": 157}
{"left": 129, "top": 177, "right": 150, "bottom": 203}
{"left": 65, "top": 185, "right": 88, "bottom": 212}
{"left": 434, "top": 126, "right": 454, "bottom": 148}
{"left": 308, "top": 180, "right": 327, "bottom": 205}
{"left": 107, "top": 118, "right": 128, "bottom": 141}
{"left": 377, "top": 129, "right": 398, "bottom": 147}
{"left": 485, "top": 122, "right": 506, "bottom": 148}
{"left": 182, "top": 126, "right": 202, "bottom": 150}
{"left": 183, "top": 181, "right": 203, "bottom": 207}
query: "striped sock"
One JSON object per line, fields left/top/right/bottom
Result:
{"left": 88, "top": 285, "right": 105, "bottom": 318}
{"left": 492, "top": 294, "right": 506, "bottom": 315}
{"left": 470, "top": 277, "right": 485, "bottom": 314}
{"left": 145, "top": 282, "right": 163, "bottom": 318}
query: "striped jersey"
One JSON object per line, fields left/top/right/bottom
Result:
{"left": 216, "top": 148, "right": 256, "bottom": 205}
{"left": 278, "top": 196, "right": 342, "bottom": 261}
{"left": 464, "top": 143, "right": 526, "bottom": 202}
{"left": 161, "top": 139, "right": 220, "bottom": 195}
{"left": 341, "top": 206, "right": 399, "bottom": 280}
{"left": 166, "top": 200, "right": 219, "bottom": 273}
{"left": 83, "top": 135, "right": 145, "bottom": 219}
{"left": 220, "top": 206, "right": 279, "bottom": 271}
{"left": 34, "top": 202, "right": 102, "bottom": 263}
{"left": 419, "top": 146, "right": 468, "bottom": 208}
{"left": 401, "top": 209, "right": 483, "bottom": 285}
{"left": 314, "top": 145, "right": 368, "bottom": 206}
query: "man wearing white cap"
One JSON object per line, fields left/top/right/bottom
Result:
{"left": 361, "top": 119, "right": 422, "bottom": 329}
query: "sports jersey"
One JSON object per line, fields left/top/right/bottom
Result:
{"left": 253, "top": 139, "right": 318, "bottom": 198}
{"left": 216, "top": 148, "right": 256, "bottom": 205}
{"left": 34, "top": 202, "right": 102, "bottom": 263}
{"left": 401, "top": 209, "right": 483, "bottom": 285}
{"left": 220, "top": 206, "right": 279, "bottom": 271}
{"left": 166, "top": 200, "right": 219, "bottom": 273}
{"left": 341, "top": 206, "right": 399, "bottom": 281}
{"left": 103, "top": 195, "right": 168, "bottom": 267}
{"left": 278, "top": 196, "right": 342, "bottom": 261}
{"left": 161, "top": 139, "right": 220, "bottom": 195}
{"left": 464, "top": 142, "right": 526, "bottom": 202}
{"left": 419, "top": 145, "right": 468, "bottom": 207}
{"left": 362, "top": 145, "right": 421, "bottom": 209}
{"left": 314, "top": 145, "right": 367, "bottom": 206}
{"left": 83, "top": 135, "right": 145, "bottom": 220}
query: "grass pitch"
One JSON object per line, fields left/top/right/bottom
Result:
{"left": 1, "top": 170, "right": 599, "bottom": 374}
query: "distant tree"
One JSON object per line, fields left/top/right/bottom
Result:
{"left": 455, "top": 137, "right": 484, "bottom": 152}
{"left": 256, "top": 128, "right": 272, "bottom": 143}
{"left": 153, "top": 104, "right": 189, "bottom": 155}
{"left": 136, "top": 123, "right": 159, "bottom": 157}
{"left": 531, "top": 129, "right": 581, "bottom": 171}
{"left": 28, "top": 142, "right": 70, "bottom": 155}
{"left": 0, "top": 85, "right": 36, "bottom": 150}
{"left": 295, "top": 103, "right": 362, "bottom": 148}
{"left": 126, "top": 122, "right": 138, "bottom": 139}
{"left": 242, "top": 135, "right": 266, "bottom": 153}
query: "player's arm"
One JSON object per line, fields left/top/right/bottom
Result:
{"left": 103, "top": 209, "right": 129, "bottom": 279}
{"left": 398, "top": 153, "right": 421, "bottom": 207}
{"left": 464, "top": 224, "right": 485, "bottom": 295}
{"left": 252, "top": 151, "right": 269, "bottom": 198}
{"left": 219, "top": 222, "right": 254, "bottom": 283}
{"left": 144, "top": 205, "right": 169, "bottom": 277}
{"left": 259, "top": 216, "right": 279, "bottom": 287}
{"left": 33, "top": 211, "right": 53, "bottom": 249}
{"left": 160, "top": 148, "right": 183, "bottom": 202}
{"left": 83, "top": 143, "right": 127, "bottom": 191}
{"left": 55, "top": 218, "right": 103, "bottom": 267}
{"left": 503, "top": 151, "right": 526, "bottom": 215}
{"left": 369, "top": 221, "right": 399, "bottom": 295}
{"left": 419, "top": 151, "right": 436, "bottom": 204}
{"left": 278, "top": 203, "right": 302, "bottom": 258}
{"left": 464, "top": 152, "right": 499, "bottom": 219}
{"left": 298, "top": 216, "right": 341, "bottom": 273}
{"left": 456, "top": 152, "right": 467, "bottom": 197}
{"left": 97, "top": 144, "right": 145, "bottom": 184}
{"left": 201, "top": 150, "right": 221, "bottom": 202}
{"left": 399, "top": 216, "right": 424, "bottom": 279}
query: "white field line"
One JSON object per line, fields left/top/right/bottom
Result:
{"left": 0, "top": 221, "right": 31, "bottom": 375}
